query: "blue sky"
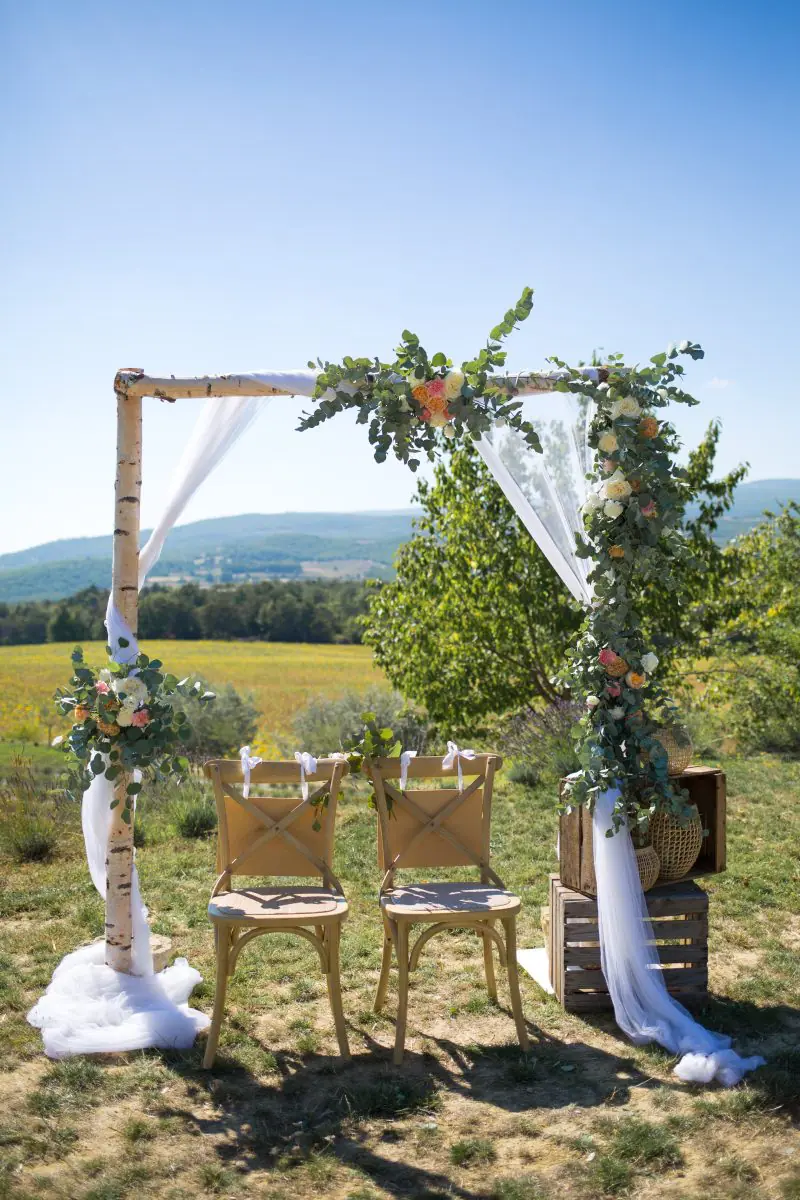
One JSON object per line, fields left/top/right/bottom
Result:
{"left": 1, "top": 0, "right": 798, "bottom": 554}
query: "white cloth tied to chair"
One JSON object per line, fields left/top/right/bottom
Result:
{"left": 442, "top": 741, "right": 476, "bottom": 791}
{"left": 239, "top": 745, "right": 263, "bottom": 799}
{"left": 295, "top": 751, "right": 318, "bottom": 800}
{"left": 399, "top": 749, "right": 417, "bottom": 790}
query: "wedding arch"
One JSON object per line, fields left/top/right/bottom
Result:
{"left": 28, "top": 291, "right": 764, "bottom": 1085}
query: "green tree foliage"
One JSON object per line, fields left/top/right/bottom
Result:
{"left": 170, "top": 680, "right": 260, "bottom": 764}
{"left": 363, "top": 447, "right": 584, "bottom": 733}
{"left": 364, "top": 424, "right": 744, "bottom": 739}
{"left": 0, "top": 581, "right": 369, "bottom": 646}
{"left": 641, "top": 420, "right": 748, "bottom": 679}
{"left": 710, "top": 503, "right": 800, "bottom": 752}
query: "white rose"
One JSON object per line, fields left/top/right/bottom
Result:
{"left": 604, "top": 500, "right": 624, "bottom": 519}
{"left": 641, "top": 652, "right": 659, "bottom": 673}
{"left": 586, "top": 696, "right": 600, "bottom": 709}
{"left": 113, "top": 676, "right": 147, "bottom": 705}
{"left": 444, "top": 368, "right": 465, "bottom": 400}
{"left": 610, "top": 396, "right": 641, "bottom": 421}
{"left": 116, "top": 706, "right": 135, "bottom": 727}
{"left": 597, "top": 382, "right": 610, "bottom": 392}
{"left": 610, "top": 706, "right": 625, "bottom": 720}
{"left": 443, "top": 423, "right": 456, "bottom": 439}
{"left": 602, "top": 469, "right": 633, "bottom": 501}
{"left": 598, "top": 432, "right": 618, "bottom": 453}
{"left": 582, "top": 491, "right": 603, "bottom": 515}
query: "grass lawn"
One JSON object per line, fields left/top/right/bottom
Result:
{"left": 1, "top": 753, "right": 799, "bottom": 1199}
{"left": 0, "top": 641, "right": 383, "bottom": 753}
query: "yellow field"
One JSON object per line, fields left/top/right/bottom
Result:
{"left": 0, "top": 640, "right": 383, "bottom": 754}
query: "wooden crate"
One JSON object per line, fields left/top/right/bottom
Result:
{"left": 547, "top": 874, "right": 709, "bottom": 1011}
{"left": 559, "top": 767, "right": 726, "bottom": 896}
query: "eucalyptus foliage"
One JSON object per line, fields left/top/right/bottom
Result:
{"left": 298, "top": 287, "right": 539, "bottom": 467}
{"left": 561, "top": 344, "right": 705, "bottom": 827}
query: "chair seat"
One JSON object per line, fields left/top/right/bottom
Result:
{"left": 380, "top": 881, "right": 520, "bottom": 919}
{"left": 209, "top": 886, "right": 348, "bottom": 923}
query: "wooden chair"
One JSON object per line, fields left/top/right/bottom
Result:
{"left": 202, "top": 757, "right": 350, "bottom": 1068}
{"left": 368, "top": 753, "right": 529, "bottom": 1064}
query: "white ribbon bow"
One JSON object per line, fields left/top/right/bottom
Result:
{"left": 239, "top": 746, "right": 263, "bottom": 799}
{"left": 442, "top": 741, "right": 477, "bottom": 791}
{"left": 295, "top": 751, "right": 318, "bottom": 801}
{"left": 399, "top": 749, "right": 417, "bottom": 791}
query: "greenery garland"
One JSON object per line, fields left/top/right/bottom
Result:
{"left": 298, "top": 287, "right": 539, "bottom": 468}
{"left": 559, "top": 343, "right": 705, "bottom": 830}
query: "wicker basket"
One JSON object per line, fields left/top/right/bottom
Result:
{"left": 636, "top": 844, "right": 661, "bottom": 891}
{"left": 650, "top": 807, "right": 703, "bottom": 882}
{"left": 656, "top": 727, "right": 693, "bottom": 776}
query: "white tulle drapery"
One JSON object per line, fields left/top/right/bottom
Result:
{"left": 474, "top": 390, "right": 765, "bottom": 1085}
{"left": 28, "top": 379, "right": 300, "bottom": 1057}
{"left": 477, "top": 388, "right": 593, "bottom": 605}
{"left": 594, "top": 789, "right": 765, "bottom": 1085}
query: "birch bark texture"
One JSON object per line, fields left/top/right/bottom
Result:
{"left": 106, "top": 390, "right": 142, "bottom": 973}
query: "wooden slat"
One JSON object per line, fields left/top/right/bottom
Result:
{"left": 370, "top": 754, "right": 501, "bottom": 779}
{"left": 563, "top": 918, "right": 708, "bottom": 943}
{"left": 207, "top": 758, "right": 349, "bottom": 784}
{"left": 564, "top": 965, "right": 708, "bottom": 991}
{"left": 579, "top": 806, "right": 597, "bottom": 894}
{"left": 564, "top": 943, "right": 707, "bottom": 967}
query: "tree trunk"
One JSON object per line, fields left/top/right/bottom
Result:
{"left": 105, "top": 390, "right": 142, "bottom": 974}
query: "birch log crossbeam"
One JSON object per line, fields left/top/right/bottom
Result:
{"left": 115, "top": 367, "right": 609, "bottom": 402}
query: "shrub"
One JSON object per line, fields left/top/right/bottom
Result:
{"left": 500, "top": 700, "right": 582, "bottom": 783}
{"left": 171, "top": 785, "right": 217, "bottom": 839}
{"left": 284, "top": 687, "right": 431, "bottom": 758}
{"left": 2, "top": 812, "right": 57, "bottom": 862}
{"left": 170, "top": 680, "right": 259, "bottom": 764}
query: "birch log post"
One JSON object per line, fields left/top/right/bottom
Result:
{"left": 105, "top": 388, "right": 142, "bottom": 974}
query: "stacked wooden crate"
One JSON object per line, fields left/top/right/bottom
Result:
{"left": 546, "top": 766, "right": 726, "bottom": 1011}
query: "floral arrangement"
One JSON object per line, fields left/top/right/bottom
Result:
{"left": 297, "top": 287, "right": 540, "bottom": 469}
{"left": 55, "top": 641, "right": 214, "bottom": 817}
{"left": 560, "top": 342, "right": 705, "bottom": 829}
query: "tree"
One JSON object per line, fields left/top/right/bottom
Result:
{"left": 708, "top": 503, "right": 800, "bottom": 752}
{"left": 364, "top": 425, "right": 745, "bottom": 736}
{"left": 640, "top": 420, "right": 748, "bottom": 680}
{"left": 363, "top": 446, "right": 583, "bottom": 733}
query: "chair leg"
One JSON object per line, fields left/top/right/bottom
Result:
{"left": 482, "top": 923, "right": 498, "bottom": 1002}
{"left": 502, "top": 915, "right": 530, "bottom": 1052}
{"left": 203, "top": 924, "right": 232, "bottom": 1069}
{"left": 324, "top": 921, "right": 351, "bottom": 1061}
{"left": 374, "top": 917, "right": 394, "bottom": 1014}
{"left": 393, "top": 920, "right": 410, "bottom": 1066}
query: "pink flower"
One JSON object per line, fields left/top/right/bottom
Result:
{"left": 598, "top": 648, "right": 617, "bottom": 666}
{"left": 95, "top": 681, "right": 110, "bottom": 694}
{"left": 606, "top": 682, "right": 621, "bottom": 697}
{"left": 131, "top": 708, "right": 150, "bottom": 728}
{"left": 641, "top": 499, "right": 657, "bottom": 518}
{"left": 426, "top": 377, "right": 446, "bottom": 399}
{"left": 603, "top": 458, "right": 616, "bottom": 473}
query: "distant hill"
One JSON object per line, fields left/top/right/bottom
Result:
{"left": 0, "top": 511, "right": 417, "bottom": 603}
{"left": 685, "top": 478, "right": 799, "bottom": 543}
{"left": 1, "top": 479, "right": 797, "bottom": 604}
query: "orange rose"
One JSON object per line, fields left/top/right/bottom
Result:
{"left": 96, "top": 717, "right": 120, "bottom": 737}
{"left": 639, "top": 415, "right": 659, "bottom": 438}
{"left": 74, "top": 705, "right": 91, "bottom": 722}
{"left": 411, "top": 385, "right": 428, "bottom": 405}
{"left": 625, "top": 670, "right": 646, "bottom": 689}
{"left": 609, "top": 545, "right": 625, "bottom": 559}
{"left": 606, "top": 657, "right": 630, "bottom": 678}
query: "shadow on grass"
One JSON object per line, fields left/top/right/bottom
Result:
{"left": 142, "top": 1018, "right": 686, "bottom": 1199}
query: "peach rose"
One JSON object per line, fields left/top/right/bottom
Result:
{"left": 131, "top": 708, "right": 150, "bottom": 728}
{"left": 639, "top": 415, "right": 659, "bottom": 438}
{"left": 74, "top": 705, "right": 91, "bottom": 722}
{"left": 412, "top": 385, "right": 428, "bottom": 405}
{"left": 609, "top": 545, "right": 625, "bottom": 559}
{"left": 625, "top": 670, "right": 646, "bottom": 689}
{"left": 606, "top": 658, "right": 630, "bottom": 679}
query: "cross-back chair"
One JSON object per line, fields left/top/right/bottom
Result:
{"left": 202, "top": 756, "right": 350, "bottom": 1068}
{"left": 368, "top": 753, "right": 529, "bottom": 1064}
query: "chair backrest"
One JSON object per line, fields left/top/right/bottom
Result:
{"left": 204, "top": 757, "right": 349, "bottom": 895}
{"left": 367, "top": 754, "right": 503, "bottom": 893}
